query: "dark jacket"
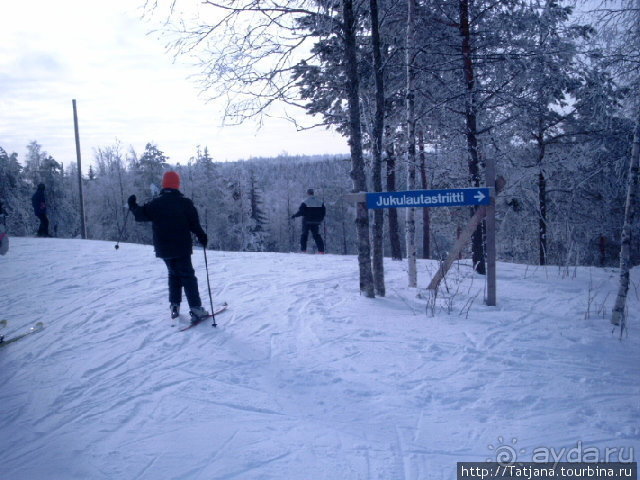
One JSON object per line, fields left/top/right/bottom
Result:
{"left": 131, "top": 189, "right": 206, "bottom": 259}
{"left": 292, "top": 195, "right": 326, "bottom": 225}
{"left": 32, "top": 185, "right": 46, "bottom": 215}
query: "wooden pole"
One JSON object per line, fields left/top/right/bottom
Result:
{"left": 428, "top": 205, "right": 486, "bottom": 291}
{"left": 427, "top": 176, "right": 505, "bottom": 294}
{"left": 72, "top": 99, "right": 87, "bottom": 239}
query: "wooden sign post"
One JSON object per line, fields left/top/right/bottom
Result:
{"left": 348, "top": 180, "right": 503, "bottom": 306}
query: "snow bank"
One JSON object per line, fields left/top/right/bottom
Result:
{"left": 0, "top": 237, "right": 638, "bottom": 479}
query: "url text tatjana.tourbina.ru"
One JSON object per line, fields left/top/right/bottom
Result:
{"left": 457, "top": 462, "right": 638, "bottom": 480}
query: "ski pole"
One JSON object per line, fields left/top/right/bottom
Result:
{"left": 203, "top": 245, "right": 216, "bottom": 327}
{"left": 114, "top": 209, "right": 130, "bottom": 250}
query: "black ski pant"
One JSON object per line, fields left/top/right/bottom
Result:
{"left": 301, "top": 222, "right": 324, "bottom": 253}
{"left": 36, "top": 213, "right": 49, "bottom": 237}
{"left": 163, "top": 256, "right": 202, "bottom": 308}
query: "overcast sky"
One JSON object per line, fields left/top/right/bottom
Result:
{"left": 0, "top": 1, "right": 350, "bottom": 170}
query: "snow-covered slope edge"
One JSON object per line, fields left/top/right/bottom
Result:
{"left": 0, "top": 237, "right": 638, "bottom": 480}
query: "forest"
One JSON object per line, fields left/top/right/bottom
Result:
{"left": 1, "top": 1, "right": 639, "bottom": 308}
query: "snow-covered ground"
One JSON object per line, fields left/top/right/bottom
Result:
{"left": 0, "top": 237, "right": 638, "bottom": 479}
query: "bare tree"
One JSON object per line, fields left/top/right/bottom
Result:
{"left": 611, "top": 114, "right": 640, "bottom": 327}
{"left": 148, "top": 0, "right": 376, "bottom": 296}
{"left": 147, "top": 0, "right": 321, "bottom": 124}
{"left": 458, "top": 0, "right": 485, "bottom": 275}
{"left": 343, "top": 0, "right": 376, "bottom": 297}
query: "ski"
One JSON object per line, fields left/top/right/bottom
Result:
{"left": 0, "top": 322, "right": 44, "bottom": 348}
{"left": 179, "top": 303, "right": 228, "bottom": 331}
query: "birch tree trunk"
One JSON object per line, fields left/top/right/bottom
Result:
{"left": 405, "top": 0, "right": 418, "bottom": 288}
{"left": 342, "top": 0, "right": 375, "bottom": 298}
{"left": 611, "top": 112, "right": 640, "bottom": 326}
{"left": 370, "top": 0, "right": 386, "bottom": 296}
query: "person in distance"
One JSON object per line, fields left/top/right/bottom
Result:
{"left": 291, "top": 188, "right": 326, "bottom": 254}
{"left": 31, "top": 183, "right": 50, "bottom": 237}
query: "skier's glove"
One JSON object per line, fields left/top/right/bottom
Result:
{"left": 127, "top": 195, "right": 137, "bottom": 210}
{"left": 198, "top": 233, "right": 208, "bottom": 248}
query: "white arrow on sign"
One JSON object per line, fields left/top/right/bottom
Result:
{"left": 473, "top": 190, "right": 486, "bottom": 203}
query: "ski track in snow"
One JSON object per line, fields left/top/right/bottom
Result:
{"left": 0, "top": 237, "right": 639, "bottom": 479}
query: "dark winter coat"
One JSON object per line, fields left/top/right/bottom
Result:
{"left": 32, "top": 185, "right": 46, "bottom": 216}
{"left": 130, "top": 189, "right": 206, "bottom": 259}
{"left": 292, "top": 196, "right": 326, "bottom": 225}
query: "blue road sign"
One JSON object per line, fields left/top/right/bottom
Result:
{"left": 366, "top": 188, "right": 490, "bottom": 209}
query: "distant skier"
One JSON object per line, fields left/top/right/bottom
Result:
{"left": 292, "top": 188, "right": 326, "bottom": 254}
{"left": 31, "top": 183, "right": 50, "bottom": 237}
{"left": 0, "top": 199, "right": 7, "bottom": 255}
{"left": 128, "top": 171, "right": 209, "bottom": 321}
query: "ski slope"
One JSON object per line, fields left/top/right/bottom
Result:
{"left": 1, "top": 237, "right": 638, "bottom": 479}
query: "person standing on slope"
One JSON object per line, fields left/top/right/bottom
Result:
{"left": 128, "top": 171, "right": 209, "bottom": 322}
{"left": 31, "top": 183, "right": 50, "bottom": 237}
{"left": 0, "top": 199, "right": 8, "bottom": 256}
{"left": 291, "top": 188, "right": 326, "bottom": 254}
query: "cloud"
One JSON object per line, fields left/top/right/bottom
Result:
{"left": 16, "top": 52, "right": 66, "bottom": 76}
{"left": 0, "top": 0, "right": 348, "bottom": 169}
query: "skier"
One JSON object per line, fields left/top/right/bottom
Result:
{"left": 31, "top": 183, "right": 50, "bottom": 237}
{"left": 0, "top": 199, "right": 7, "bottom": 256}
{"left": 291, "top": 188, "right": 326, "bottom": 254}
{"left": 127, "top": 171, "right": 210, "bottom": 321}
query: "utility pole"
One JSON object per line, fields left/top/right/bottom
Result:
{"left": 72, "top": 99, "right": 87, "bottom": 239}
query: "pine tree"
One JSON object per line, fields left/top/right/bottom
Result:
{"left": 247, "top": 171, "right": 269, "bottom": 252}
{"left": 137, "top": 143, "right": 169, "bottom": 192}
{"left": 0, "top": 147, "right": 31, "bottom": 235}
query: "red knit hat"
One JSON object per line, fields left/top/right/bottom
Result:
{"left": 162, "top": 171, "right": 180, "bottom": 190}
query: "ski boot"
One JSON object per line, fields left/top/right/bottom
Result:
{"left": 189, "top": 306, "right": 210, "bottom": 325}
